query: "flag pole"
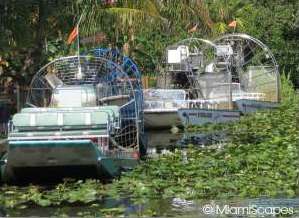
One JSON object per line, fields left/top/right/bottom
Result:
{"left": 77, "top": 14, "right": 83, "bottom": 56}
{"left": 77, "top": 14, "right": 83, "bottom": 79}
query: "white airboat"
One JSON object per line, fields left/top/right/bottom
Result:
{"left": 143, "top": 34, "right": 280, "bottom": 128}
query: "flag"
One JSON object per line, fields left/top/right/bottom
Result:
{"left": 67, "top": 26, "right": 78, "bottom": 45}
{"left": 228, "top": 20, "right": 237, "bottom": 28}
{"left": 188, "top": 24, "right": 198, "bottom": 33}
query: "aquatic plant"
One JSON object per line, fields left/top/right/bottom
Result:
{"left": 108, "top": 75, "right": 299, "bottom": 201}
{"left": 0, "top": 180, "right": 104, "bottom": 209}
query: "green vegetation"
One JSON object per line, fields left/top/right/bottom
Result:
{"left": 0, "top": 1, "right": 299, "bottom": 86}
{"left": 109, "top": 76, "right": 298, "bottom": 201}
{"left": 0, "top": 76, "right": 298, "bottom": 216}
{"left": 0, "top": 180, "right": 103, "bottom": 208}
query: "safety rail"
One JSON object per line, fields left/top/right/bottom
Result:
{"left": 144, "top": 91, "right": 266, "bottom": 112}
{"left": 210, "top": 92, "right": 266, "bottom": 102}
{"left": 0, "top": 122, "right": 8, "bottom": 136}
{"left": 144, "top": 99, "right": 219, "bottom": 111}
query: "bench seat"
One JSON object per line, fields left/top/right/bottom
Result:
{"left": 12, "top": 110, "right": 110, "bottom": 131}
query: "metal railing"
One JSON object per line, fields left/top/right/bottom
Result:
{"left": 144, "top": 99, "right": 219, "bottom": 111}
{"left": 0, "top": 122, "right": 8, "bottom": 136}
{"left": 144, "top": 91, "right": 266, "bottom": 112}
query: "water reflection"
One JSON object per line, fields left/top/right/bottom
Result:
{"left": 147, "top": 130, "right": 182, "bottom": 148}
{"left": 147, "top": 129, "right": 228, "bottom": 155}
{"left": 0, "top": 206, "right": 7, "bottom": 217}
{"left": 4, "top": 197, "right": 299, "bottom": 217}
{"left": 170, "top": 198, "right": 299, "bottom": 217}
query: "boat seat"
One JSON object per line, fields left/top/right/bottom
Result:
{"left": 21, "top": 106, "right": 120, "bottom": 128}
{"left": 9, "top": 129, "right": 108, "bottom": 139}
{"left": 12, "top": 110, "right": 111, "bottom": 131}
{"left": 21, "top": 106, "right": 119, "bottom": 119}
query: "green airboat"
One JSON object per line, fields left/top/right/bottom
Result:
{"left": 0, "top": 55, "right": 145, "bottom": 183}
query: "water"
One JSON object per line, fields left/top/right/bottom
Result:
{"left": 147, "top": 129, "right": 227, "bottom": 154}
{"left": 1, "top": 131, "right": 299, "bottom": 217}
{"left": 3, "top": 197, "right": 299, "bottom": 217}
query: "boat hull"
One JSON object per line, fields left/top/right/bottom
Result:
{"left": 235, "top": 99, "right": 278, "bottom": 114}
{"left": 0, "top": 139, "right": 139, "bottom": 183}
{"left": 144, "top": 110, "right": 182, "bottom": 129}
{"left": 178, "top": 108, "right": 241, "bottom": 126}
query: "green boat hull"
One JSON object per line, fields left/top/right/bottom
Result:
{"left": 0, "top": 139, "right": 139, "bottom": 183}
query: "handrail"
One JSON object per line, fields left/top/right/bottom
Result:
{"left": 144, "top": 92, "right": 266, "bottom": 111}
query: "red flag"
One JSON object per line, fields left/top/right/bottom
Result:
{"left": 67, "top": 26, "right": 78, "bottom": 45}
{"left": 228, "top": 20, "right": 237, "bottom": 28}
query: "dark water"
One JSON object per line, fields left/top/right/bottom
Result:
{"left": 1, "top": 131, "right": 299, "bottom": 217}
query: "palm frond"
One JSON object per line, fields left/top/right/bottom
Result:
{"left": 80, "top": 2, "right": 167, "bottom": 38}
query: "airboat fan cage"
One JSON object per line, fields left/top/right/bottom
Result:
{"left": 26, "top": 55, "right": 142, "bottom": 150}
{"left": 159, "top": 38, "right": 234, "bottom": 109}
{"left": 27, "top": 56, "right": 136, "bottom": 107}
{"left": 85, "top": 48, "right": 142, "bottom": 89}
{"left": 85, "top": 48, "right": 144, "bottom": 117}
{"left": 213, "top": 33, "right": 280, "bottom": 103}
{"left": 164, "top": 38, "right": 219, "bottom": 73}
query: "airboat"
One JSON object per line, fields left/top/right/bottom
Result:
{"left": 143, "top": 38, "right": 218, "bottom": 128}
{"left": 0, "top": 55, "right": 145, "bottom": 183}
{"left": 213, "top": 34, "right": 280, "bottom": 114}
{"left": 144, "top": 34, "right": 280, "bottom": 128}
{"left": 144, "top": 37, "right": 241, "bottom": 128}
{"left": 178, "top": 34, "right": 280, "bottom": 126}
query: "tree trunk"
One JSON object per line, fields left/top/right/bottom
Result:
{"left": 32, "top": 1, "right": 47, "bottom": 73}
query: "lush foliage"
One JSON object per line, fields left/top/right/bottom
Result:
{"left": 0, "top": 1, "right": 75, "bottom": 84}
{"left": 0, "top": 180, "right": 102, "bottom": 208}
{"left": 0, "top": 1, "right": 299, "bottom": 86}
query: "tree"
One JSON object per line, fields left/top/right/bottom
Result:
{"left": 0, "top": 0, "right": 74, "bottom": 84}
